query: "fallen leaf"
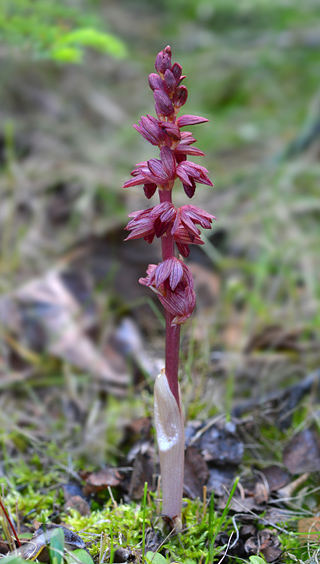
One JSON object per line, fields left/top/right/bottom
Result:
{"left": 128, "top": 452, "right": 154, "bottom": 500}
{"left": 254, "top": 481, "right": 269, "bottom": 505}
{"left": 0, "top": 269, "right": 129, "bottom": 396}
{"left": 183, "top": 446, "right": 209, "bottom": 499}
{"left": 283, "top": 426, "right": 320, "bottom": 474}
{"left": 259, "top": 465, "right": 290, "bottom": 492}
{"left": 245, "top": 529, "right": 282, "bottom": 563}
{"left": 83, "top": 467, "right": 124, "bottom": 495}
{"left": 298, "top": 517, "right": 320, "bottom": 539}
{"left": 64, "top": 495, "right": 91, "bottom": 516}
{"left": 244, "top": 325, "right": 304, "bottom": 354}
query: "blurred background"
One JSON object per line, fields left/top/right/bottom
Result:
{"left": 1, "top": 0, "right": 320, "bottom": 467}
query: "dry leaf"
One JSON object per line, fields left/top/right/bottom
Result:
{"left": 183, "top": 446, "right": 209, "bottom": 499}
{"left": 283, "top": 426, "right": 320, "bottom": 474}
{"left": 83, "top": 467, "right": 124, "bottom": 494}
{"left": 128, "top": 452, "right": 154, "bottom": 500}
{"left": 298, "top": 517, "right": 320, "bottom": 539}
{"left": 0, "top": 269, "right": 129, "bottom": 396}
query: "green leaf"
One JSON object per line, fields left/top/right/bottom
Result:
{"left": 66, "top": 549, "right": 95, "bottom": 564}
{"left": 145, "top": 552, "right": 168, "bottom": 564}
{"left": 0, "top": 556, "right": 28, "bottom": 564}
{"left": 49, "top": 527, "right": 65, "bottom": 564}
{"left": 50, "top": 46, "right": 82, "bottom": 63}
{"left": 55, "top": 28, "right": 127, "bottom": 58}
{"left": 249, "top": 556, "right": 266, "bottom": 564}
{"left": 0, "top": 2, "right": 126, "bottom": 63}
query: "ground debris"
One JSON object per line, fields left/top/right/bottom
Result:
{"left": 128, "top": 452, "right": 154, "bottom": 500}
{"left": 206, "top": 465, "right": 236, "bottom": 496}
{"left": 258, "top": 464, "right": 290, "bottom": 492}
{"left": 190, "top": 418, "right": 244, "bottom": 465}
{"left": 12, "top": 524, "right": 86, "bottom": 562}
{"left": 0, "top": 269, "right": 129, "bottom": 396}
{"left": 283, "top": 425, "right": 320, "bottom": 474}
{"left": 82, "top": 466, "right": 126, "bottom": 495}
{"left": 244, "top": 528, "right": 282, "bottom": 563}
{"left": 232, "top": 367, "right": 320, "bottom": 429}
{"left": 183, "top": 446, "right": 209, "bottom": 499}
{"left": 244, "top": 324, "right": 311, "bottom": 354}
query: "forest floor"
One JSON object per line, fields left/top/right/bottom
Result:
{"left": 1, "top": 1, "right": 320, "bottom": 562}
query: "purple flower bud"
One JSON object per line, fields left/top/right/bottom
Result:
{"left": 173, "top": 86, "right": 188, "bottom": 108}
{"left": 154, "top": 89, "right": 174, "bottom": 117}
{"left": 148, "top": 73, "right": 163, "bottom": 91}
{"left": 171, "top": 62, "right": 182, "bottom": 82}
{"left": 177, "top": 115, "right": 209, "bottom": 127}
{"left": 155, "top": 45, "right": 172, "bottom": 75}
{"left": 163, "top": 69, "right": 176, "bottom": 94}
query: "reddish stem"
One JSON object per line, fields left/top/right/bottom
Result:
{"left": 159, "top": 189, "right": 181, "bottom": 407}
{"left": 0, "top": 497, "right": 21, "bottom": 547}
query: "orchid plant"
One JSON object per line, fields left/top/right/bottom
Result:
{"left": 123, "top": 46, "right": 214, "bottom": 530}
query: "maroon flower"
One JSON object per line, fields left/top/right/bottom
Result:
{"left": 171, "top": 205, "right": 215, "bottom": 257}
{"left": 125, "top": 201, "right": 176, "bottom": 242}
{"left": 172, "top": 205, "right": 216, "bottom": 237}
{"left": 176, "top": 161, "right": 213, "bottom": 198}
{"left": 134, "top": 115, "right": 168, "bottom": 146}
{"left": 123, "top": 147, "right": 176, "bottom": 190}
{"left": 125, "top": 202, "right": 215, "bottom": 257}
{"left": 139, "top": 258, "right": 196, "bottom": 325}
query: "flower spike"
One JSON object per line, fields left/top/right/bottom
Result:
{"left": 123, "top": 46, "right": 215, "bottom": 528}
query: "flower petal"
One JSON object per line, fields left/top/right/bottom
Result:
{"left": 177, "top": 115, "right": 209, "bottom": 127}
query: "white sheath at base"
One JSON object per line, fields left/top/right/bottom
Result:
{"left": 154, "top": 369, "right": 184, "bottom": 532}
